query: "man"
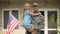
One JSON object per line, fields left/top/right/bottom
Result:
{"left": 31, "top": 3, "right": 44, "bottom": 34}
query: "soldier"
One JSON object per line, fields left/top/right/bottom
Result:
{"left": 32, "top": 3, "right": 44, "bottom": 34}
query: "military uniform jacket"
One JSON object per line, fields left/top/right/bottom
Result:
{"left": 31, "top": 11, "right": 44, "bottom": 30}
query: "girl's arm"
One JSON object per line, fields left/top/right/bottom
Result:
{"left": 30, "top": 11, "right": 41, "bottom": 16}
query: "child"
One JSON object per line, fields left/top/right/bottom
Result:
{"left": 23, "top": 3, "right": 40, "bottom": 34}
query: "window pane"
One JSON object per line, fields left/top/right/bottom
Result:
{"left": 4, "top": 11, "right": 9, "bottom": 29}
{"left": 12, "top": 10, "right": 18, "bottom": 29}
{"left": 48, "top": 11, "right": 57, "bottom": 28}
{"left": 12, "top": 10, "right": 18, "bottom": 20}
{"left": 40, "top": 31, "right": 44, "bottom": 34}
{"left": 48, "top": 30, "right": 57, "bottom": 34}
{"left": 37, "top": 30, "right": 44, "bottom": 34}
{"left": 40, "top": 11, "right": 44, "bottom": 16}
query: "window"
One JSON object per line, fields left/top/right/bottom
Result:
{"left": 39, "top": 9, "right": 59, "bottom": 34}
{"left": 48, "top": 11, "right": 57, "bottom": 28}
{"left": 48, "top": 11, "right": 57, "bottom": 34}
{"left": 3, "top": 9, "right": 19, "bottom": 29}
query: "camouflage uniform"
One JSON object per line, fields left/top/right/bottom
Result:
{"left": 31, "top": 11, "right": 44, "bottom": 34}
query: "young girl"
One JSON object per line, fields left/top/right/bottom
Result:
{"left": 23, "top": 3, "right": 40, "bottom": 34}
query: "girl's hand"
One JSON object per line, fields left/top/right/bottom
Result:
{"left": 38, "top": 13, "right": 41, "bottom": 15}
{"left": 30, "top": 12, "right": 41, "bottom": 16}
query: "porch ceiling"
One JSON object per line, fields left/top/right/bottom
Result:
{"left": 0, "top": 0, "right": 60, "bottom": 4}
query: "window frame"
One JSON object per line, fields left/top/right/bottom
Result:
{"left": 2, "top": 8, "right": 20, "bottom": 31}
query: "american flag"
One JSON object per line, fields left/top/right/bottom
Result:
{"left": 7, "top": 12, "right": 18, "bottom": 34}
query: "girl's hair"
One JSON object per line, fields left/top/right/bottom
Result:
{"left": 24, "top": 3, "right": 30, "bottom": 10}
{"left": 24, "top": 3, "right": 30, "bottom": 7}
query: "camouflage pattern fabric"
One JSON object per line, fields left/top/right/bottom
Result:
{"left": 31, "top": 11, "right": 44, "bottom": 31}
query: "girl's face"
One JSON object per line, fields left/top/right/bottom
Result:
{"left": 24, "top": 4, "right": 30, "bottom": 10}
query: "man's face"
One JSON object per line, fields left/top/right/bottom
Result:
{"left": 33, "top": 6, "right": 39, "bottom": 12}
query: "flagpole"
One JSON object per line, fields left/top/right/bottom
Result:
{"left": 7, "top": 11, "right": 12, "bottom": 34}
{"left": 10, "top": 10, "right": 12, "bottom": 15}
{"left": 10, "top": 11, "right": 12, "bottom": 34}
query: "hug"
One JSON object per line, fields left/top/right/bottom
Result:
{"left": 23, "top": 3, "right": 44, "bottom": 34}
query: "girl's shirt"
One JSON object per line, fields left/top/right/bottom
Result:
{"left": 23, "top": 10, "right": 32, "bottom": 25}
